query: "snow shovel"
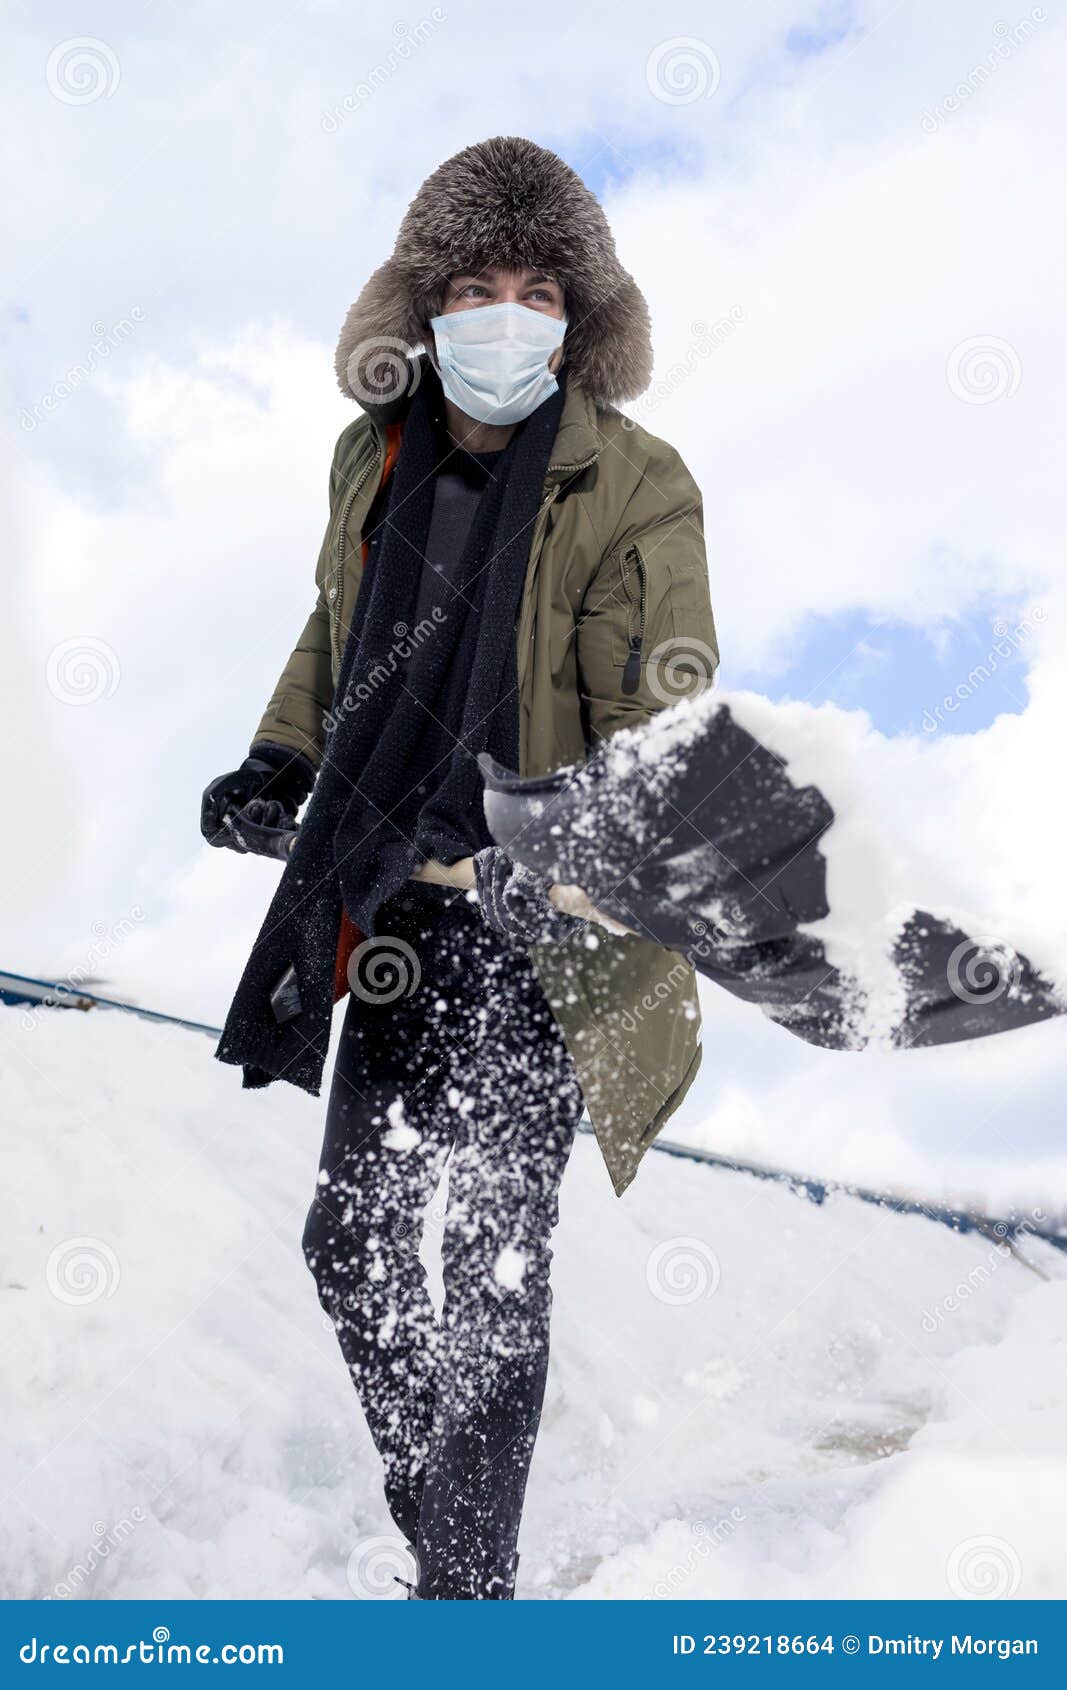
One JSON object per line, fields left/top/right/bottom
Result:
{"left": 479, "top": 697, "right": 1064, "bottom": 1053}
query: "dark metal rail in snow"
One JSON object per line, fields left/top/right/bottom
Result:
{"left": 0, "top": 970, "right": 222, "bottom": 1038}
{"left": 5, "top": 966, "right": 1064, "bottom": 1258}
{"left": 581, "top": 1124, "right": 1067, "bottom": 1259}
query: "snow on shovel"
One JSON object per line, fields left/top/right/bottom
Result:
{"left": 479, "top": 693, "right": 1065, "bottom": 1054}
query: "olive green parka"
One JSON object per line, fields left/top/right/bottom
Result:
{"left": 253, "top": 371, "right": 718, "bottom": 1194}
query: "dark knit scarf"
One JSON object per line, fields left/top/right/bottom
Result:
{"left": 332, "top": 369, "right": 565, "bottom": 932}
{"left": 216, "top": 369, "right": 565, "bottom": 1095}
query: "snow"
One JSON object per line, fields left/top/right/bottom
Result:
{"left": 381, "top": 1098, "right": 420, "bottom": 1153}
{"left": 722, "top": 687, "right": 1067, "bottom": 1037}
{"left": 567, "top": 683, "right": 1067, "bottom": 1054}
{"left": 493, "top": 1247, "right": 527, "bottom": 1292}
{"left": 3, "top": 1002, "right": 1065, "bottom": 1601}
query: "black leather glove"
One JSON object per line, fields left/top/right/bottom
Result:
{"left": 200, "top": 744, "right": 316, "bottom": 855}
{"left": 473, "top": 846, "right": 585, "bottom": 945}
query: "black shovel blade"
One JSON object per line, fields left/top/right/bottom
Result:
{"left": 891, "top": 912, "right": 1063, "bottom": 1049}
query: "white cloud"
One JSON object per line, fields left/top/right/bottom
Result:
{"left": 612, "top": 35, "right": 1067, "bottom": 670}
{"left": 2, "top": 329, "right": 350, "bottom": 981}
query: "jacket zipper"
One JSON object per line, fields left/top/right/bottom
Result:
{"left": 515, "top": 454, "right": 599, "bottom": 692}
{"left": 547, "top": 453, "right": 598, "bottom": 479}
{"left": 620, "top": 544, "right": 647, "bottom": 695}
{"left": 329, "top": 443, "right": 383, "bottom": 669}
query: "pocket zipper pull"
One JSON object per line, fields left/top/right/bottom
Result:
{"left": 621, "top": 635, "right": 643, "bottom": 695}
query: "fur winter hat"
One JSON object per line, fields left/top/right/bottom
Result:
{"left": 335, "top": 136, "right": 653, "bottom": 409}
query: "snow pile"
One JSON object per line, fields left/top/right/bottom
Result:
{"left": 567, "top": 1275, "right": 1067, "bottom": 1601}
{"left": 2, "top": 1002, "right": 1065, "bottom": 1600}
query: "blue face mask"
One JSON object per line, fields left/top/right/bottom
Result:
{"left": 429, "top": 301, "right": 567, "bottom": 425}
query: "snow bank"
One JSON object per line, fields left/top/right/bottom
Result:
{"left": 2, "top": 1003, "right": 1065, "bottom": 1600}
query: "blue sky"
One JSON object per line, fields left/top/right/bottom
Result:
{"left": 734, "top": 603, "right": 1035, "bottom": 736}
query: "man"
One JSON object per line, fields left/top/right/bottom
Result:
{"left": 202, "top": 136, "right": 718, "bottom": 1599}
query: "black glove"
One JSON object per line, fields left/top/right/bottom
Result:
{"left": 200, "top": 744, "right": 316, "bottom": 855}
{"left": 473, "top": 846, "right": 585, "bottom": 945}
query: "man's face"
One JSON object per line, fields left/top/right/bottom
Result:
{"left": 436, "top": 266, "right": 566, "bottom": 371}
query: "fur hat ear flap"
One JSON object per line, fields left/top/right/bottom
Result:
{"left": 334, "top": 137, "right": 654, "bottom": 410}
{"left": 569, "top": 272, "right": 653, "bottom": 409}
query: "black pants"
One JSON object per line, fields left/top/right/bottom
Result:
{"left": 302, "top": 886, "right": 583, "bottom": 1599}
